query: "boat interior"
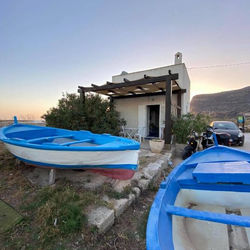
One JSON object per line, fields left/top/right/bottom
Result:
{"left": 5, "top": 126, "right": 100, "bottom": 146}
{"left": 170, "top": 161, "right": 250, "bottom": 250}
{"left": 173, "top": 189, "right": 250, "bottom": 250}
{"left": 3, "top": 124, "right": 130, "bottom": 147}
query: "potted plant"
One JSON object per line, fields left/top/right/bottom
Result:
{"left": 149, "top": 139, "right": 165, "bottom": 153}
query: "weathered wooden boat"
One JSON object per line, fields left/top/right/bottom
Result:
{"left": 0, "top": 117, "right": 140, "bottom": 180}
{"left": 147, "top": 137, "right": 250, "bottom": 250}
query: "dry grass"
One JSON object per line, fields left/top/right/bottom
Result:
{"left": 0, "top": 143, "right": 111, "bottom": 249}
{"left": 0, "top": 142, "right": 169, "bottom": 249}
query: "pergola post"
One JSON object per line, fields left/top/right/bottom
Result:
{"left": 78, "top": 88, "right": 85, "bottom": 103}
{"left": 177, "top": 90, "right": 182, "bottom": 118}
{"left": 109, "top": 96, "right": 114, "bottom": 110}
{"left": 165, "top": 78, "right": 172, "bottom": 144}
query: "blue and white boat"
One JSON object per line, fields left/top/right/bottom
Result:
{"left": 0, "top": 117, "right": 140, "bottom": 180}
{"left": 147, "top": 136, "right": 250, "bottom": 250}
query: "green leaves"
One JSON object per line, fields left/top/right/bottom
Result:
{"left": 42, "top": 93, "right": 122, "bottom": 135}
{"left": 172, "top": 113, "right": 210, "bottom": 143}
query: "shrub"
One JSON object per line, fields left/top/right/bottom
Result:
{"left": 172, "top": 113, "right": 210, "bottom": 143}
{"left": 42, "top": 93, "right": 123, "bottom": 135}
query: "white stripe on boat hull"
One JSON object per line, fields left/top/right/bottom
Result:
{"left": 4, "top": 143, "right": 139, "bottom": 167}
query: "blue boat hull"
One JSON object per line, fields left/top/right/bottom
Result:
{"left": 0, "top": 118, "right": 140, "bottom": 180}
{"left": 147, "top": 146, "right": 250, "bottom": 250}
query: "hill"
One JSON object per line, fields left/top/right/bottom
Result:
{"left": 190, "top": 86, "right": 250, "bottom": 119}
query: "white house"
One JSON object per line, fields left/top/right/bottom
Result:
{"left": 112, "top": 53, "right": 190, "bottom": 138}
{"left": 78, "top": 52, "right": 190, "bottom": 142}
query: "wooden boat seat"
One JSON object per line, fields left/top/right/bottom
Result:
{"left": 60, "top": 139, "right": 93, "bottom": 146}
{"left": 41, "top": 139, "right": 93, "bottom": 147}
{"left": 166, "top": 204, "right": 250, "bottom": 227}
{"left": 176, "top": 168, "right": 196, "bottom": 185}
{"left": 193, "top": 161, "right": 250, "bottom": 184}
{"left": 27, "top": 135, "right": 73, "bottom": 143}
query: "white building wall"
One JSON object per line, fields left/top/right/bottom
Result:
{"left": 114, "top": 94, "right": 177, "bottom": 138}
{"left": 112, "top": 55, "right": 190, "bottom": 138}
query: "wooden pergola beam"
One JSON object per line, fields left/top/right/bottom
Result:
{"left": 77, "top": 88, "right": 85, "bottom": 103}
{"left": 109, "top": 90, "right": 117, "bottom": 94}
{"left": 78, "top": 74, "right": 178, "bottom": 92}
{"left": 123, "top": 78, "right": 130, "bottom": 82}
{"left": 112, "top": 89, "right": 186, "bottom": 99}
{"left": 106, "top": 81, "right": 114, "bottom": 85}
{"left": 136, "top": 86, "right": 144, "bottom": 90}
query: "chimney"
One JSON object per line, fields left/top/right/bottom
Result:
{"left": 174, "top": 52, "right": 182, "bottom": 64}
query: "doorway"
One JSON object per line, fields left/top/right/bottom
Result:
{"left": 147, "top": 105, "right": 160, "bottom": 137}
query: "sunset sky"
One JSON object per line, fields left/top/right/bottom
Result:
{"left": 1, "top": 0, "right": 250, "bottom": 120}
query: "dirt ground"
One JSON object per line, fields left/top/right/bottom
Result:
{"left": 89, "top": 159, "right": 180, "bottom": 250}
{"left": 0, "top": 142, "right": 175, "bottom": 250}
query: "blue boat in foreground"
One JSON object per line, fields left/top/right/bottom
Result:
{"left": 147, "top": 137, "right": 250, "bottom": 250}
{"left": 0, "top": 117, "right": 140, "bottom": 180}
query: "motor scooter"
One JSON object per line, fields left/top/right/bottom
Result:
{"left": 201, "top": 126, "right": 231, "bottom": 149}
{"left": 201, "top": 126, "right": 214, "bottom": 149}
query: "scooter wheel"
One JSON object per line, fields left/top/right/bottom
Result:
{"left": 182, "top": 151, "right": 191, "bottom": 160}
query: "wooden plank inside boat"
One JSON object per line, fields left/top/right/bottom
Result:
{"left": 193, "top": 161, "right": 250, "bottom": 184}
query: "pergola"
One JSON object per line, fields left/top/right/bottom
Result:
{"left": 78, "top": 71, "right": 186, "bottom": 144}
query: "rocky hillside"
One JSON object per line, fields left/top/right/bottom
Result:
{"left": 190, "top": 86, "right": 250, "bottom": 118}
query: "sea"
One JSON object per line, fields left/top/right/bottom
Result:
{"left": 0, "top": 120, "right": 45, "bottom": 128}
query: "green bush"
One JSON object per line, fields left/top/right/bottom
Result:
{"left": 172, "top": 113, "right": 210, "bottom": 143}
{"left": 42, "top": 93, "right": 123, "bottom": 135}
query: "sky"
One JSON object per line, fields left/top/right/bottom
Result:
{"left": 1, "top": 0, "right": 250, "bottom": 120}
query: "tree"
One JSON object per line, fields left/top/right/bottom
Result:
{"left": 42, "top": 93, "right": 123, "bottom": 135}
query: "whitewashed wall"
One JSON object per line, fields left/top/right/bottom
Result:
{"left": 114, "top": 94, "right": 178, "bottom": 138}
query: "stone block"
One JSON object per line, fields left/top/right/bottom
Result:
{"left": 88, "top": 206, "right": 114, "bottom": 233}
{"left": 113, "top": 198, "right": 130, "bottom": 217}
{"left": 158, "top": 156, "right": 169, "bottom": 170}
{"left": 113, "top": 179, "right": 132, "bottom": 193}
{"left": 131, "top": 172, "right": 144, "bottom": 183}
{"left": 143, "top": 163, "right": 160, "bottom": 180}
{"left": 128, "top": 193, "right": 135, "bottom": 206}
{"left": 138, "top": 178, "right": 150, "bottom": 191}
{"left": 132, "top": 187, "right": 141, "bottom": 198}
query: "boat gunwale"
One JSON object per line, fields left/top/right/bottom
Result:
{"left": 0, "top": 123, "right": 140, "bottom": 151}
